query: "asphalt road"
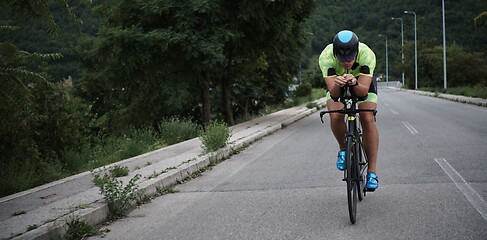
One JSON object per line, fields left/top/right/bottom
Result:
{"left": 91, "top": 86, "right": 487, "bottom": 240}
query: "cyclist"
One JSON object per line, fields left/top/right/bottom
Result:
{"left": 318, "top": 30, "right": 379, "bottom": 190}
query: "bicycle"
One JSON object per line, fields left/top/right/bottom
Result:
{"left": 319, "top": 84, "right": 377, "bottom": 224}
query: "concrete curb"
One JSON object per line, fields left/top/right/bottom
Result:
{"left": 390, "top": 87, "right": 487, "bottom": 107}
{"left": 8, "top": 98, "right": 326, "bottom": 240}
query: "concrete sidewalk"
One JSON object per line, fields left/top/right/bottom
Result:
{"left": 0, "top": 98, "right": 327, "bottom": 240}
{"left": 390, "top": 87, "right": 487, "bottom": 107}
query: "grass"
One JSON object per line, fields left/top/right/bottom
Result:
{"left": 109, "top": 166, "right": 130, "bottom": 178}
{"left": 158, "top": 117, "right": 201, "bottom": 145}
{"left": 12, "top": 210, "right": 27, "bottom": 216}
{"left": 418, "top": 85, "right": 487, "bottom": 99}
{"left": 64, "top": 218, "right": 97, "bottom": 240}
{"left": 1, "top": 118, "right": 202, "bottom": 198}
{"left": 235, "top": 88, "right": 326, "bottom": 124}
{"left": 156, "top": 187, "right": 179, "bottom": 196}
{"left": 3, "top": 89, "right": 325, "bottom": 198}
{"left": 27, "top": 224, "right": 38, "bottom": 231}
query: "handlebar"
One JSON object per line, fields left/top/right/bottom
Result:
{"left": 320, "top": 109, "right": 377, "bottom": 123}
{"left": 320, "top": 80, "right": 377, "bottom": 123}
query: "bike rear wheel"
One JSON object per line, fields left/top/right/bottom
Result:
{"left": 346, "top": 136, "right": 357, "bottom": 224}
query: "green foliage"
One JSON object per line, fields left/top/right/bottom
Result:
{"left": 27, "top": 224, "right": 38, "bottom": 231}
{"left": 109, "top": 165, "right": 129, "bottom": 178}
{"left": 92, "top": 171, "right": 141, "bottom": 219}
{"left": 5, "top": 0, "right": 92, "bottom": 32}
{"left": 64, "top": 218, "right": 97, "bottom": 240}
{"left": 156, "top": 187, "right": 179, "bottom": 196}
{"left": 80, "top": 127, "right": 162, "bottom": 170}
{"left": 305, "top": 0, "right": 487, "bottom": 87}
{"left": 403, "top": 42, "right": 487, "bottom": 89}
{"left": 158, "top": 118, "right": 201, "bottom": 145}
{"left": 306, "top": 102, "right": 318, "bottom": 109}
{"left": 0, "top": 54, "right": 91, "bottom": 197}
{"left": 12, "top": 210, "right": 27, "bottom": 216}
{"left": 296, "top": 82, "right": 313, "bottom": 97}
{"left": 200, "top": 121, "right": 231, "bottom": 152}
{"left": 78, "top": 0, "right": 316, "bottom": 129}
{"left": 420, "top": 86, "right": 487, "bottom": 99}
{"left": 474, "top": 11, "right": 487, "bottom": 28}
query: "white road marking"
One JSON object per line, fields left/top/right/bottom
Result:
{"left": 390, "top": 109, "right": 399, "bottom": 115}
{"left": 384, "top": 103, "right": 390, "bottom": 107}
{"left": 401, "top": 121, "right": 419, "bottom": 135}
{"left": 435, "top": 158, "right": 487, "bottom": 221}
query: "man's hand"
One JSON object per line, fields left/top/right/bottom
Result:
{"left": 335, "top": 75, "right": 347, "bottom": 87}
{"left": 335, "top": 74, "right": 358, "bottom": 87}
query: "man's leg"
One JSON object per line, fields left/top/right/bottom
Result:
{"left": 326, "top": 99, "right": 346, "bottom": 150}
{"left": 358, "top": 101, "right": 379, "bottom": 174}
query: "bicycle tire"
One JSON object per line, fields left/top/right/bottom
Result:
{"left": 346, "top": 136, "right": 357, "bottom": 224}
{"left": 357, "top": 136, "right": 365, "bottom": 201}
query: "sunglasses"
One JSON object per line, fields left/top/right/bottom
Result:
{"left": 337, "top": 52, "right": 356, "bottom": 62}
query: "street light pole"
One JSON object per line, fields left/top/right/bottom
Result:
{"left": 404, "top": 11, "right": 418, "bottom": 89}
{"left": 391, "top": 17, "right": 405, "bottom": 87}
{"left": 379, "top": 34, "right": 389, "bottom": 86}
{"left": 442, "top": 0, "right": 447, "bottom": 89}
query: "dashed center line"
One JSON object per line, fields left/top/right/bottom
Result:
{"left": 435, "top": 158, "right": 487, "bottom": 221}
{"left": 401, "top": 121, "right": 419, "bottom": 135}
{"left": 390, "top": 109, "right": 399, "bottom": 115}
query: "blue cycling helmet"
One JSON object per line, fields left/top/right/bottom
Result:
{"left": 333, "top": 30, "right": 359, "bottom": 61}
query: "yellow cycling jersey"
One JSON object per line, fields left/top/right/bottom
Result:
{"left": 319, "top": 42, "right": 376, "bottom": 78}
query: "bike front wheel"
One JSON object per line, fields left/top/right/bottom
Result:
{"left": 357, "top": 138, "right": 366, "bottom": 202}
{"left": 345, "top": 136, "right": 357, "bottom": 224}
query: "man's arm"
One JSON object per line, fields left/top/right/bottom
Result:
{"left": 342, "top": 74, "right": 372, "bottom": 97}
{"left": 324, "top": 76, "right": 343, "bottom": 99}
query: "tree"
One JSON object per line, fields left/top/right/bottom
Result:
{"left": 80, "top": 0, "right": 316, "bottom": 128}
{"left": 78, "top": 0, "right": 230, "bottom": 129}
{"left": 217, "top": 0, "right": 316, "bottom": 125}
{"left": 474, "top": 11, "right": 487, "bottom": 28}
{"left": 0, "top": 0, "right": 91, "bottom": 197}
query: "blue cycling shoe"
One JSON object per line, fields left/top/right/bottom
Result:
{"left": 365, "top": 172, "right": 379, "bottom": 190}
{"left": 336, "top": 150, "right": 346, "bottom": 171}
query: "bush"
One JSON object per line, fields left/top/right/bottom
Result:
{"left": 158, "top": 118, "right": 201, "bottom": 145}
{"left": 295, "top": 82, "right": 313, "bottom": 97}
{"left": 200, "top": 121, "right": 231, "bottom": 152}
{"left": 92, "top": 171, "right": 141, "bottom": 219}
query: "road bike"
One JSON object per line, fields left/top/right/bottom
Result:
{"left": 320, "top": 85, "right": 377, "bottom": 224}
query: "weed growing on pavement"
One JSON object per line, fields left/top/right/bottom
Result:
{"left": 12, "top": 210, "right": 27, "bottom": 216}
{"left": 156, "top": 186, "right": 179, "bottom": 196}
{"left": 64, "top": 218, "right": 97, "bottom": 240}
{"left": 137, "top": 194, "right": 152, "bottom": 205}
{"left": 73, "top": 204, "right": 91, "bottom": 211}
{"left": 92, "top": 171, "right": 141, "bottom": 219}
{"left": 306, "top": 102, "right": 318, "bottom": 109}
{"left": 109, "top": 166, "right": 129, "bottom": 177}
{"left": 200, "top": 121, "right": 231, "bottom": 152}
{"left": 145, "top": 170, "right": 168, "bottom": 180}
{"left": 27, "top": 224, "right": 38, "bottom": 231}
